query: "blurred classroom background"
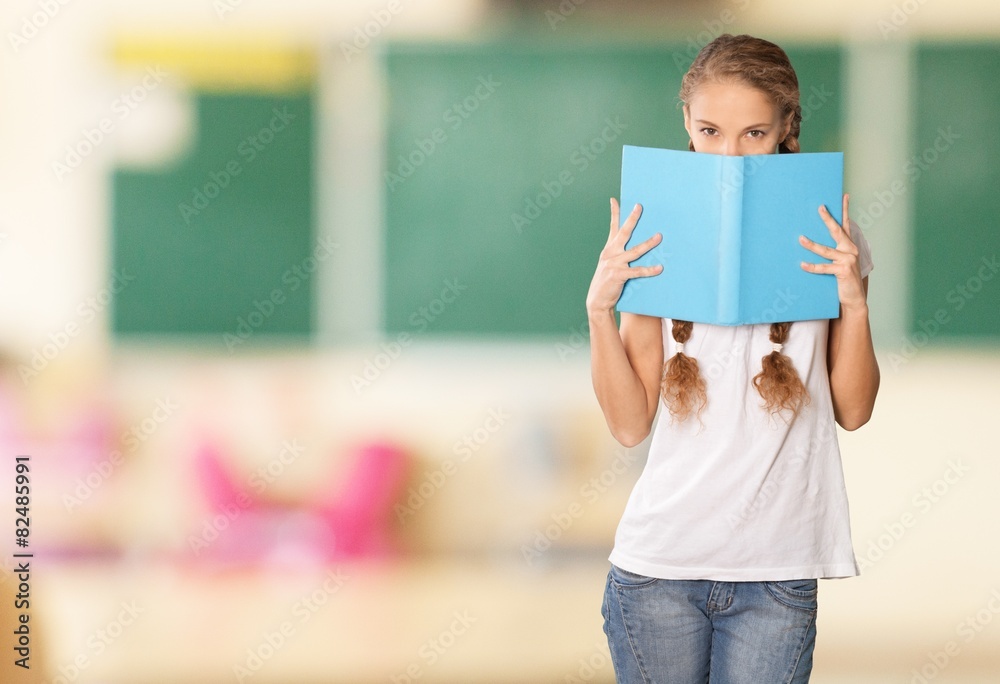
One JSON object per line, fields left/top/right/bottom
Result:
{"left": 1, "top": 0, "right": 999, "bottom": 682}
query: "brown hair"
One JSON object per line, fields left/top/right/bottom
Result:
{"left": 663, "top": 34, "right": 809, "bottom": 424}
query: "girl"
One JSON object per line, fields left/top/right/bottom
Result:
{"left": 587, "top": 34, "right": 879, "bottom": 683}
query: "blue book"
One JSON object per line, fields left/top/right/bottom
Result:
{"left": 616, "top": 146, "right": 843, "bottom": 325}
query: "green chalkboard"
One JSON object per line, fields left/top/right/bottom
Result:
{"left": 911, "top": 44, "right": 1000, "bottom": 340}
{"left": 111, "top": 91, "right": 314, "bottom": 344}
{"left": 382, "top": 41, "right": 843, "bottom": 336}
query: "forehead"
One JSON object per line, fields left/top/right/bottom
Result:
{"left": 686, "top": 81, "right": 780, "bottom": 123}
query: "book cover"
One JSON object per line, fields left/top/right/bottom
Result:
{"left": 615, "top": 146, "right": 844, "bottom": 326}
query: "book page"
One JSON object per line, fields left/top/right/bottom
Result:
{"left": 739, "top": 152, "right": 843, "bottom": 324}
{"left": 617, "top": 147, "right": 723, "bottom": 322}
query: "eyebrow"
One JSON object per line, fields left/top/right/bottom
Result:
{"left": 695, "top": 119, "right": 771, "bottom": 130}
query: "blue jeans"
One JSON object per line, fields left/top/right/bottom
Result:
{"left": 601, "top": 564, "right": 817, "bottom": 684}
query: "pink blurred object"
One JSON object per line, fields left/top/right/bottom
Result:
{"left": 193, "top": 440, "right": 252, "bottom": 512}
{"left": 0, "top": 386, "right": 112, "bottom": 467}
{"left": 190, "top": 439, "right": 410, "bottom": 567}
{"left": 0, "top": 387, "right": 116, "bottom": 520}
{"left": 316, "top": 441, "right": 411, "bottom": 557}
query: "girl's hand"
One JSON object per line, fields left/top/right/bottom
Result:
{"left": 586, "top": 198, "right": 664, "bottom": 314}
{"left": 798, "top": 193, "right": 867, "bottom": 315}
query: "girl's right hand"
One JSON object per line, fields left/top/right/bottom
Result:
{"left": 586, "top": 198, "right": 664, "bottom": 314}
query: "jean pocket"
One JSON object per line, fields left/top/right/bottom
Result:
{"left": 764, "top": 578, "right": 818, "bottom": 612}
{"left": 610, "top": 563, "right": 658, "bottom": 588}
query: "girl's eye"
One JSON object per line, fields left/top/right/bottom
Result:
{"left": 700, "top": 128, "right": 717, "bottom": 136}
{"left": 747, "top": 130, "right": 765, "bottom": 139}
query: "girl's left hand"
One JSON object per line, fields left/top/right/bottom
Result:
{"left": 798, "top": 193, "right": 867, "bottom": 314}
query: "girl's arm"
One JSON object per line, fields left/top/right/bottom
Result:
{"left": 827, "top": 276, "right": 879, "bottom": 430}
{"left": 588, "top": 199, "right": 665, "bottom": 447}
{"left": 799, "top": 194, "right": 880, "bottom": 431}
{"left": 589, "top": 310, "right": 663, "bottom": 447}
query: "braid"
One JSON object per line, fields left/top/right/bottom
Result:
{"left": 779, "top": 134, "right": 801, "bottom": 153}
{"left": 661, "top": 319, "right": 707, "bottom": 424}
{"left": 752, "top": 322, "right": 810, "bottom": 417}
{"left": 778, "top": 103, "right": 802, "bottom": 153}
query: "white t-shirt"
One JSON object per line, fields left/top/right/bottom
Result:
{"left": 608, "top": 219, "right": 874, "bottom": 582}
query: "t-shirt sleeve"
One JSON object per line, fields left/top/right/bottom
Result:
{"left": 848, "top": 218, "right": 874, "bottom": 279}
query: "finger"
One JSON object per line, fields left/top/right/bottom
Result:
{"left": 818, "top": 204, "right": 859, "bottom": 255}
{"left": 843, "top": 193, "right": 851, "bottom": 239}
{"left": 800, "top": 260, "right": 837, "bottom": 275}
{"left": 798, "top": 234, "right": 838, "bottom": 260}
{"left": 624, "top": 231, "right": 662, "bottom": 260}
{"left": 818, "top": 204, "right": 858, "bottom": 252}
{"left": 616, "top": 203, "right": 643, "bottom": 242}
{"left": 628, "top": 263, "right": 663, "bottom": 278}
{"left": 609, "top": 197, "right": 619, "bottom": 239}
{"left": 818, "top": 204, "right": 843, "bottom": 237}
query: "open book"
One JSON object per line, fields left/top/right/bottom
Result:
{"left": 615, "top": 146, "right": 844, "bottom": 325}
